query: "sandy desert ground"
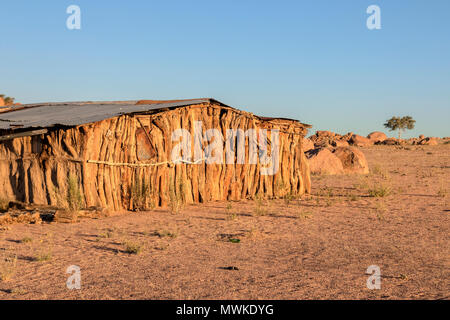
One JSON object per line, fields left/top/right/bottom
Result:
{"left": 0, "top": 145, "right": 448, "bottom": 300}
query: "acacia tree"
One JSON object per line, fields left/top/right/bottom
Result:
{"left": 3, "top": 96, "right": 15, "bottom": 105}
{"left": 384, "top": 116, "right": 416, "bottom": 139}
{"left": 0, "top": 94, "right": 15, "bottom": 106}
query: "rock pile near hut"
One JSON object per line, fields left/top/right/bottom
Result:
{"left": 306, "top": 130, "right": 445, "bottom": 148}
{"left": 305, "top": 148, "right": 345, "bottom": 175}
{"left": 333, "top": 146, "right": 369, "bottom": 174}
{"left": 306, "top": 146, "right": 369, "bottom": 175}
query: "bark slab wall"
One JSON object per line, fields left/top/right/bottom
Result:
{"left": 0, "top": 103, "right": 311, "bottom": 211}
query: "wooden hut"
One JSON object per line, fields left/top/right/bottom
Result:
{"left": 0, "top": 99, "right": 311, "bottom": 211}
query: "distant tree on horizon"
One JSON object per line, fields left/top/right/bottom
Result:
{"left": 384, "top": 116, "right": 416, "bottom": 139}
{"left": 0, "top": 94, "right": 15, "bottom": 106}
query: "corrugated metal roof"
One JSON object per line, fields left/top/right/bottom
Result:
{"left": 0, "top": 99, "right": 215, "bottom": 130}
{"left": 0, "top": 98, "right": 310, "bottom": 131}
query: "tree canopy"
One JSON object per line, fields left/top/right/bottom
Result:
{"left": 0, "top": 94, "right": 15, "bottom": 106}
{"left": 384, "top": 116, "right": 416, "bottom": 139}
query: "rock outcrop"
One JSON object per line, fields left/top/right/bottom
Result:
{"left": 332, "top": 146, "right": 369, "bottom": 175}
{"left": 367, "top": 131, "right": 387, "bottom": 143}
{"left": 305, "top": 148, "right": 344, "bottom": 175}
{"left": 418, "top": 137, "right": 439, "bottom": 146}
{"left": 349, "top": 134, "right": 373, "bottom": 147}
{"left": 376, "top": 138, "right": 400, "bottom": 145}
{"left": 303, "top": 138, "right": 315, "bottom": 152}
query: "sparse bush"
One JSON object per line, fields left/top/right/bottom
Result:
{"left": 131, "top": 176, "right": 154, "bottom": 211}
{"left": 325, "top": 198, "right": 335, "bottom": 207}
{"left": 371, "top": 165, "right": 390, "bottom": 180}
{"left": 226, "top": 212, "right": 238, "bottom": 221}
{"left": 21, "top": 237, "right": 33, "bottom": 244}
{"left": 297, "top": 211, "right": 313, "bottom": 219}
{"left": 437, "top": 182, "right": 448, "bottom": 198}
{"left": 437, "top": 189, "right": 447, "bottom": 198}
{"left": 246, "top": 228, "right": 259, "bottom": 239}
{"left": 67, "top": 174, "right": 83, "bottom": 212}
{"left": 225, "top": 202, "right": 238, "bottom": 220}
{"left": 98, "top": 229, "right": 114, "bottom": 239}
{"left": 168, "top": 174, "right": 184, "bottom": 214}
{"left": 34, "top": 236, "right": 53, "bottom": 262}
{"left": 283, "top": 192, "right": 296, "bottom": 205}
{"left": 0, "top": 254, "right": 17, "bottom": 282}
{"left": 34, "top": 250, "right": 52, "bottom": 262}
{"left": 355, "top": 174, "right": 392, "bottom": 198}
{"left": 0, "top": 197, "right": 9, "bottom": 212}
{"left": 374, "top": 201, "right": 387, "bottom": 221}
{"left": 50, "top": 186, "right": 66, "bottom": 208}
{"left": 123, "top": 241, "right": 144, "bottom": 255}
{"left": 253, "top": 195, "right": 267, "bottom": 216}
{"left": 368, "top": 184, "right": 392, "bottom": 198}
{"left": 153, "top": 230, "right": 177, "bottom": 239}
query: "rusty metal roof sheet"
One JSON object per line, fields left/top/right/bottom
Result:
{"left": 0, "top": 98, "right": 310, "bottom": 131}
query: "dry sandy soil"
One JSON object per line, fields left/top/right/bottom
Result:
{"left": 0, "top": 145, "right": 449, "bottom": 300}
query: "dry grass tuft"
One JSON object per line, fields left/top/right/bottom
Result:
{"left": 98, "top": 229, "right": 114, "bottom": 239}
{"left": 67, "top": 174, "right": 83, "bottom": 212}
{"left": 33, "top": 235, "right": 53, "bottom": 262}
{"left": 225, "top": 202, "right": 238, "bottom": 220}
{"left": 297, "top": 211, "right": 314, "bottom": 219}
{"left": 437, "top": 180, "right": 448, "bottom": 198}
{"left": 123, "top": 241, "right": 144, "bottom": 255}
{"left": 131, "top": 177, "right": 155, "bottom": 211}
{"left": 0, "top": 254, "right": 17, "bottom": 282}
{"left": 21, "top": 237, "right": 33, "bottom": 244}
{"left": 283, "top": 192, "right": 297, "bottom": 205}
{"left": 371, "top": 164, "right": 390, "bottom": 180}
{"left": 253, "top": 195, "right": 268, "bottom": 216}
{"left": 168, "top": 175, "right": 184, "bottom": 214}
{"left": 0, "top": 197, "right": 9, "bottom": 213}
{"left": 368, "top": 184, "right": 392, "bottom": 198}
{"left": 374, "top": 201, "right": 388, "bottom": 221}
{"left": 355, "top": 174, "right": 392, "bottom": 198}
{"left": 34, "top": 250, "right": 52, "bottom": 262}
{"left": 153, "top": 230, "right": 178, "bottom": 239}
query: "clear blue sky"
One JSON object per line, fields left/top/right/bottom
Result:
{"left": 1, "top": 0, "right": 449, "bottom": 138}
